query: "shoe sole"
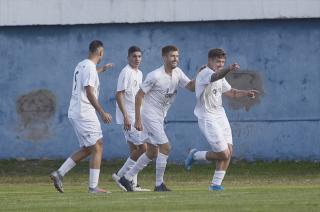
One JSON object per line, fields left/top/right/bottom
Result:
{"left": 112, "top": 174, "right": 127, "bottom": 192}
{"left": 50, "top": 174, "right": 64, "bottom": 193}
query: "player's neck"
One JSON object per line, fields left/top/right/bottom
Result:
{"left": 88, "top": 56, "right": 98, "bottom": 65}
{"left": 129, "top": 64, "right": 139, "bottom": 71}
{"left": 164, "top": 65, "right": 173, "bottom": 76}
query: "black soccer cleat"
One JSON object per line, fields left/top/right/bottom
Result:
{"left": 154, "top": 183, "right": 172, "bottom": 192}
{"left": 119, "top": 176, "right": 134, "bottom": 192}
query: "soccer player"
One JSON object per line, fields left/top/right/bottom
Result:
{"left": 184, "top": 48, "right": 259, "bottom": 191}
{"left": 50, "top": 40, "right": 113, "bottom": 194}
{"left": 112, "top": 46, "right": 150, "bottom": 192}
{"left": 118, "top": 45, "right": 195, "bottom": 192}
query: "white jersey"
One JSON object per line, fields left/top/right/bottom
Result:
{"left": 116, "top": 64, "right": 143, "bottom": 124}
{"left": 194, "top": 67, "right": 231, "bottom": 119}
{"left": 140, "top": 66, "right": 191, "bottom": 118}
{"left": 68, "top": 59, "right": 100, "bottom": 121}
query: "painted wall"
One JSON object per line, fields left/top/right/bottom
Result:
{"left": 0, "top": 19, "right": 319, "bottom": 161}
{"left": 1, "top": 0, "right": 320, "bottom": 26}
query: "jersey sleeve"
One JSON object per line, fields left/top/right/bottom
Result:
{"left": 198, "top": 69, "right": 211, "bottom": 86}
{"left": 140, "top": 72, "right": 155, "bottom": 94}
{"left": 222, "top": 78, "right": 232, "bottom": 93}
{"left": 82, "top": 65, "right": 97, "bottom": 87}
{"left": 178, "top": 68, "right": 191, "bottom": 88}
{"left": 117, "top": 69, "right": 129, "bottom": 92}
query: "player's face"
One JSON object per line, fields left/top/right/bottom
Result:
{"left": 164, "top": 51, "right": 179, "bottom": 69}
{"left": 97, "top": 47, "right": 104, "bottom": 64}
{"left": 128, "top": 51, "right": 142, "bottom": 69}
{"left": 210, "top": 57, "right": 225, "bottom": 71}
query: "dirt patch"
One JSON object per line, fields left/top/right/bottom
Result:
{"left": 16, "top": 89, "right": 56, "bottom": 142}
{"left": 225, "top": 71, "right": 264, "bottom": 111}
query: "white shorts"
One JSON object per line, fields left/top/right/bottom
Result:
{"left": 69, "top": 118, "right": 103, "bottom": 148}
{"left": 198, "top": 116, "right": 232, "bottom": 152}
{"left": 122, "top": 124, "right": 148, "bottom": 145}
{"left": 141, "top": 113, "right": 169, "bottom": 146}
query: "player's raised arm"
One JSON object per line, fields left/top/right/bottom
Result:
{"left": 210, "top": 63, "right": 239, "bottom": 82}
{"left": 134, "top": 89, "right": 145, "bottom": 131}
{"left": 97, "top": 63, "right": 114, "bottom": 73}
{"left": 224, "top": 88, "right": 260, "bottom": 99}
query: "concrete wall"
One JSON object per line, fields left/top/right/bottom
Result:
{"left": 1, "top": 0, "right": 320, "bottom": 26}
{"left": 0, "top": 18, "right": 319, "bottom": 161}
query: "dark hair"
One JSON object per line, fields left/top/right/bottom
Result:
{"left": 162, "top": 45, "right": 178, "bottom": 56}
{"left": 89, "top": 40, "right": 104, "bottom": 53}
{"left": 208, "top": 48, "right": 226, "bottom": 59}
{"left": 128, "top": 46, "right": 142, "bottom": 56}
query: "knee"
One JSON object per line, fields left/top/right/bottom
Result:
{"left": 160, "top": 144, "right": 171, "bottom": 155}
{"left": 146, "top": 147, "right": 158, "bottom": 159}
{"left": 138, "top": 144, "right": 147, "bottom": 154}
{"left": 91, "top": 141, "right": 103, "bottom": 153}
{"left": 220, "top": 150, "right": 231, "bottom": 160}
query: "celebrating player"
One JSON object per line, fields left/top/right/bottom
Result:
{"left": 119, "top": 45, "right": 195, "bottom": 192}
{"left": 185, "top": 48, "right": 259, "bottom": 191}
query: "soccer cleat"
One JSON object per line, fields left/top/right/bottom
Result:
{"left": 133, "top": 184, "right": 151, "bottom": 192}
{"left": 50, "top": 171, "right": 64, "bottom": 193}
{"left": 154, "top": 183, "right": 172, "bottom": 192}
{"left": 119, "top": 176, "right": 133, "bottom": 192}
{"left": 112, "top": 173, "right": 127, "bottom": 191}
{"left": 89, "top": 187, "right": 111, "bottom": 194}
{"left": 208, "top": 184, "right": 224, "bottom": 191}
{"left": 184, "top": 148, "right": 197, "bottom": 171}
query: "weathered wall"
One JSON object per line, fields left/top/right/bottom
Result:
{"left": 0, "top": 19, "right": 319, "bottom": 161}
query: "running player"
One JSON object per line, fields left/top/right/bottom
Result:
{"left": 185, "top": 48, "right": 259, "bottom": 191}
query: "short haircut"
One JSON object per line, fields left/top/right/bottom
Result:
{"left": 208, "top": 48, "right": 226, "bottom": 59}
{"left": 89, "top": 40, "right": 104, "bottom": 53}
{"left": 128, "top": 46, "right": 142, "bottom": 56}
{"left": 162, "top": 45, "right": 178, "bottom": 56}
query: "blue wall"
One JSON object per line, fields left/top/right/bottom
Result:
{"left": 0, "top": 19, "right": 319, "bottom": 161}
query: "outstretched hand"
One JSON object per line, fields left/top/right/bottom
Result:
{"left": 228, "top": 63, "right": 240, "bottom": 72}
{"left": 97, "top": 63, "right": 114, "bottom": 73}
{"left": 247, "top": 90, "right": 260, "bottom": 99}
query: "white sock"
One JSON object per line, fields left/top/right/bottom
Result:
{"left": 212, "top": 170, "right": 226, "bottom": 186}
{"left": 58, "top": 157, "right": 76, "bottom": 176}
{"left": 117, "top": 157, "right": 136, "bottom": 177}
{"left": 124, "top": 153, "right": 151, "bottom": 181}
{"left": 89, "top": 169, "right": 100, "bottom": 189}
{"left": 132, "top": 174, "right": 138, "bottom": 187}
{"left": 194, "top": 151, "right": 207, "bottom": 161}
{"left": 156, "top": 152, "right": 168, "bottom": 187}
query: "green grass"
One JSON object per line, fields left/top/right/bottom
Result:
{"left": 0, "top": 160, "right": 320, "bottom": 211}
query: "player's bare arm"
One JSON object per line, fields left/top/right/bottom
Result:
{"left": 210, "top": 63, "right": 240, "bottom": 82}
{"left": 97, "top": 63, "right": 114, "bottom": 73}
{"left": 86, "top": 86, "right": 112, "bottom": 123}
{"left": 224, "top": 88, "right": 260, "bottom": 99}
{"left": 185, "top": 79, "right": 196, "bottom": 92}
{"left": 134, "top": 89, "right": 145, "bottom": 131}
{"left": 116, "top": 90, "right": 131, "bottom": 131}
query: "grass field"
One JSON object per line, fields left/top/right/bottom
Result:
{"left": 0, "top": 160, "right": 320, "bottom": 212}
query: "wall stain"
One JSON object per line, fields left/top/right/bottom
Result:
{"left": 225, "top": 71, "right": 264, "bottom": 111}
{"left": 16, "top": 89, "right": 56, "bottom": 142}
